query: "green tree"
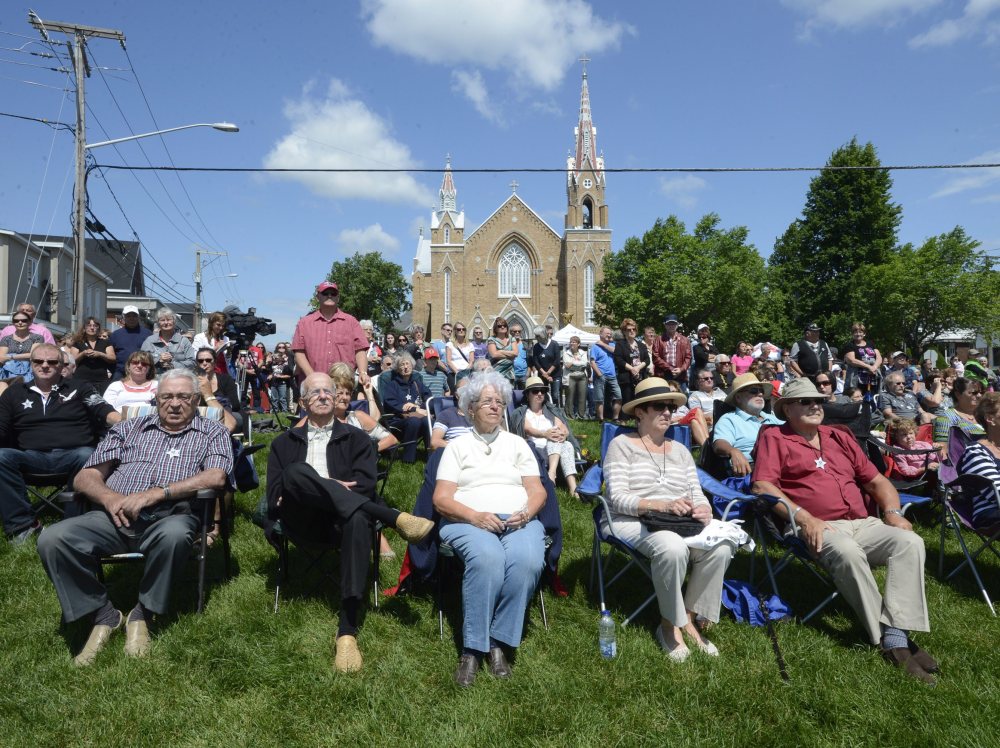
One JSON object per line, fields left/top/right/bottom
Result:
{"left": 770, "top": 138, "right": 902, "bottom": 344}
{"left": 854, "top": 227, "right": 1000, "bottom": 355}
{"left": 595, "top": 214, "right": 778, "bottom": 353}
{"left": 313, "top": 251, "right": 411, "bottom": 331}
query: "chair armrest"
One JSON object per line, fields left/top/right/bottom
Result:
{"left": 754, "top": 492, "right": 801, "bottom": 536}
{"left": 576, "top": 464, "right": 603, "bottom": 503}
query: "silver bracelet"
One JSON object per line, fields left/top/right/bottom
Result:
{"left": 886, "top": 508, "right": 903, "bottom": 517}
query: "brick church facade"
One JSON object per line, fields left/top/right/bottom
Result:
{"left": 410, "top": 68, "right": 610, "bottom": 336}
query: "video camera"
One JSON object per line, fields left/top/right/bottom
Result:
{"left": 222, "top": 305, "right": 276, "bottom": 349}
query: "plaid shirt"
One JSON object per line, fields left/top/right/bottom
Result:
{"left": 84, "top": 414, "right": 233, "bottom": 494}
{"left": 291, "top": 309, "right": 368, "bottom": 381}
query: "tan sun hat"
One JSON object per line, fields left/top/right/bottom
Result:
{"left": 725, "top": 373, "right": 768, "bottom": 405}
{"left": 772, "top": 377, "right": 826, "bottom": 420}
{"left": 622, "top": 377, "right": 688, "bottom": 416}
{"left": 523, "top": 375, "right": 547, "bottom": 391}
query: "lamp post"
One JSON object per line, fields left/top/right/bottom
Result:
{"left": 193, "top": 247, "right": 237, "bottom": 333}
{"left": 74, "top": 122, "right": 238, "bottom": 329}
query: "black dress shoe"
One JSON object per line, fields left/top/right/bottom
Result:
{"left": 487, "top": 646, "right": 512, "bottom": 679}
{"left": 907, "top": 639, "right": 940, "bottom": 674}
{"left": 454, "top": 653, "right": 480, "bottom": 688}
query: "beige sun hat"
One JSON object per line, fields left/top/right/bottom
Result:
{"left": 622, "top": 377, "right": 688, "bottom": 416}
{"left": 772, "top": 377, "right": 827, "bottom": 420}
{"left": 725, "top": 373, "right": 768, "bottom": 405}
{"left": 523, "top": 376, "right": 547, "bottom": 391}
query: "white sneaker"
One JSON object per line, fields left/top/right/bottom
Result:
{"left": 655, "top": 624, "right": 690, "bottom": 662}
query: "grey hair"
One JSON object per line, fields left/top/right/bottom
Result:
{"left": 471, "top": 358, "right": 493, "bottom": 373}
{"left": 156, "top": 307, "right": 175, "bottom": 321}
{"left": 359, "top": 319, "right": 374, "bottom": 331}
{"left": 159, "top": 368, "right": 200, "bottom": 399}
{"left": 533, "top": 325, "right": 547, "bottom": 341}
{"left": 410, "top": 324, "right": 424, "bottom": 335}
{"left": 392, "top": 350, "right": 416, "bottom": 372}
{"left": 459, "top": 371, "right": 513, "bottom": 413}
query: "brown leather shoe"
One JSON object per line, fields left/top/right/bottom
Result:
{"left": 124, "top": 618, "right": 151, "bottom": 658}
{"left": 453, "top": 653, "right": 480, "bottom": 687}
{"left": 880, "top": 646, "right": 935, "bottom": 685}
{"left": 334, "top": 635, "right": 363, "bottom": 673}
{"left": 907, "top": 639, "right": 940, "bottom": 674}
{"left": 395, "top": 513, "right": 434, "bottom": 544}
{"left": 73, "top": 610, "right": 124, "bottom": 667}
{"left": 487, "top": 646, "right": 512, "bottom": 679}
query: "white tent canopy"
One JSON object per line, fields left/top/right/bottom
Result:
{"left": 551, "top": 323, "right": 600, "bottom": 346}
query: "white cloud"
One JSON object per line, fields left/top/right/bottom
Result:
{"left": 263, "top": 79, "right": 433, "bottom": 206}
{"left": 659, "top": 175, "right": 707, "bottom": 210}
{"left": 451, "top": 69, "right": 503, "bottom": 124}
{"left": 909, "top": 0, "right": 1000, "bottom": 47}
{"left": 362, "top": 0, "right": 631, "bottom": 120}
{"left": 781, "top": 0, "right": 940, "bottom": 32}
{"left": 931, "top": 149, "right": 1000, "bottom": 198}
{"left": 335, "top": 223, "right": 401, "bottom": 254}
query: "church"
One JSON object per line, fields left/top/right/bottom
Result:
{"left": 410, "top": 66, "right": 610, "bottom": 337}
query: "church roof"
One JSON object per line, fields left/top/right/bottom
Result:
{"left": 466, "top": 193, "right": 561, "bottom": 243}
{"left": 414, "top": 234, "right": 432, "bottom": 274}
{"left": 430, "top": 209, "right": 465, "bottom": 231}
{"left": 570, "top": 65, "right": 605, "bottom": 185}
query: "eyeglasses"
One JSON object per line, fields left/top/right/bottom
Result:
{"left": 477, "top": 397, "right": 505, "bottom": 409}
{"left": 442, "top": 327, "right": 453, "bottom": 332}
{"left": 12, "top": 318, "right": 29, "bottom": 324}
{"left": 528, "top": 389, "right": 547, "bottom": 395}
{"left": 967, "top": 391, "right": 984, "bottom": 399}
{"left": 130, "top": 361, "right": 150, "bottom": 368}
{"left": 511, "top": 330, "right": 522, "bottom": 336}
{"left": 815, "top": 380, "right": 832, "bottom": 387}
{"left": 157, "top": 393, "right": 195, "bottom": 403}
{"left": 455, "top": 327, "right": 466, "bottom": 332}
{"left": 645, "top": 402, "right": 678, "bottom": 413}
{"left": 320, "top": 290, "right": 339, "bottom": 297}
{"left": 743, "top": 387, "right": 765, "bottom": 396}
{"left": 196, "top": 357, "right": 215, "bottom": 363}
{"left": 306, "top": 388, "right": 335, "bottom": 399}
{"left": 31, "top": 358, "right": 62, "bottom": 366}
{"left": 788, "top": 398, "right": 824, "bottom": 408}
{"left": 496, "top": 324, "right": 508, "bottom": 329}
{"left": 697, "top": 376, "right": 714, "bottom": 381}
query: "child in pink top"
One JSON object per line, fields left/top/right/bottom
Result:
{"left": 889, "top": 419, "right": 938, "bottom": 479}
{"left": 731, "top": 341, "right": 754, "bottom": 375}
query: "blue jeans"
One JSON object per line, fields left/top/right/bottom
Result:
{"left": 0, "top": 447, "right": 94, "bottom": 535}
{"left": 439, "top": 517, "right": 545, "bottom": 653}
{"left": 269, "top": 383, "right": 288, "bottom": 413}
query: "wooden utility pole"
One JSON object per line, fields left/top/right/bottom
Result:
{"left": 28, "top": 12, "right": 125, "bottom": 331}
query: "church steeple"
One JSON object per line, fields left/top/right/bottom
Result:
{"left": 439, "top": 154, "right": 457, "bottom": 212}
{"left": 566, "top": 59, "right": 608, "bottom": 231}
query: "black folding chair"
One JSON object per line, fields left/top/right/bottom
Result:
{"left": 25, "top": 471, "right": 70, "bottom": 520}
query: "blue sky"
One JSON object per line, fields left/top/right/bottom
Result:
{"left": 3, "top": 0, "right": 1000, "bottom": 341}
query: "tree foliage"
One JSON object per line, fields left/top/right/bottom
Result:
{"left": 595, "top": 214, "right": 780, "bottom": 353}
{"left": 770, "top": 138, "right": 902, "bottom": 344}
{"left": 854, "top": 227, "right": 1000, "bottom": 355}
{"left": 312, "top": 251, "right": 411, "bottom": 331}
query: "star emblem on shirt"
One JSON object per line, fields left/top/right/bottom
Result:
{"left": 405, "top": 394, "right": 413, "bottom": 401}
{"left": 815, "top": 457, "right": 827, "bottom": 470}
{"left": 165, "top": 447, "right": 181, "bottom": 459}
{"left": 21, "top": 399, "right": 33, "bottom": 410}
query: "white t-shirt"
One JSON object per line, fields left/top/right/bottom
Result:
{"left": 436, "top": 430, "right": 539, "bottom": 514}
{"left": 446, "top": 341, "right": 475, "bottom": 372}
{"left": 524, "top": 409, "right": 554, "bottom": 449}
{"left": 103, "top": 379, "right": 158, "bottom": 412}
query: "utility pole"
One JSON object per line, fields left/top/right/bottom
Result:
{"left": 28, "top": 13, "right": 125, "bottom": 331}
{"left": 193, "top": 248, "right": 228, "bottom": 334}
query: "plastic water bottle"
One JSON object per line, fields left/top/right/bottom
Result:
{"left": 599, "top": 610, "right": 617, "bottom": 659}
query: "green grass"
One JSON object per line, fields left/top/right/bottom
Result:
{"left": 2, "top": 418, "right": 1000, "bottom": 747}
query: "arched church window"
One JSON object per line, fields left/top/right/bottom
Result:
{"left": 584, "top": 262, "right": 595, "bottom": 326}
{"left": 444, "top": 268, "right": 452, "bottom": 322}
{"left": 582, "top": 197, "right": 594, "bottom": 229}
{"left": 444, "top": 226, "right": 451, "bottom": 243}
{"left": 498, "top": 243, "right": 531, "bottom": 297}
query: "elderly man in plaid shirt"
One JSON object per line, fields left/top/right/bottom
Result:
{"left": 38, "top": 369, "right": 233, "bottom": 666}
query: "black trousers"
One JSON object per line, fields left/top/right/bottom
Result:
{"left": 279, "top": 462, "right": 373, "bottom": 603}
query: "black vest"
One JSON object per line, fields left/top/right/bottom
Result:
{"left": 795, "top": 338, "right": 829, "bottom": 376}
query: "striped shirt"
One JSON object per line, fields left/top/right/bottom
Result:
{"left": 306, "top": 422, "right": 334, "bottom": 479}
{"left": 84, "top": 414, "right": 233, "bottom": 495}
{"left": 603, "top": 434, "right": 704, "bottom": 517}
{"left": 956, "top": 441, "right": 1000, "bottom": 527}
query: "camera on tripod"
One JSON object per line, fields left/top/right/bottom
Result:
{"left": 222, "top": 305, "right": 277, "bottom": 349}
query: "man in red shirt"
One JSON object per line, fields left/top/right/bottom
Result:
{"left": 651, "top": 314, "right": 691, "bottom": 387}
{"left": 751, "top": 378, "right": 937, "bottom": 684}
{"left": 291, "top": 281, "right": 369, "bottom": 387}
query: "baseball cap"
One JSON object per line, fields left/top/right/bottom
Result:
{"left": 423, "top": 347, "right": 439, "bottom": 359}
{"left": 316, "top": 281, "right": 339, "bottom": 295}
{"left": 122, "top": 305, "right": 140, "bottom": 316}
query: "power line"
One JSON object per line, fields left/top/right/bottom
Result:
{"left": 0, "top": 110, "right": 73, "bottom": 131}
{"left": 0, "top": 56, "right": 69, "bottom": 72}
{"left": 88, "top": 162, "right": 1000, "bottom": 174}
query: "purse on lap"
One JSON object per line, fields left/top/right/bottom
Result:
{"left": 639, "top": 511, "right": 705, "bottom": 537}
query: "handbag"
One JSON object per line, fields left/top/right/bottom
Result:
{"left": 639, "top": 511, "right": 705, "bottom": 537}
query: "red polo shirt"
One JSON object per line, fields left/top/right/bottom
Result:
{"left": 752, "top": 424, "right": 878, "bottom": 521}
{"left": 291, "top": 308, "right": 367, "bottom": 381}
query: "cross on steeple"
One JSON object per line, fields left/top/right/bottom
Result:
{"left": 509, "top": 179, "right": 519, "bottom": 194}
{"left": 579, "top": 55, "right": 590, "bottom": 77}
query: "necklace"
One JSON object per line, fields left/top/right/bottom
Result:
{"left": 639, "top": 434, "right": 670, "bottom": 485}
{"left": 471, "top": 427, "right": 498, "bottom": 455}
{"left": 807, "top": 433, "right": 826, "bottom": 470}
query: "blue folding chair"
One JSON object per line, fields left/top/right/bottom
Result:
{"left": 576, "top": 421, "right": 692, "bottom": 625}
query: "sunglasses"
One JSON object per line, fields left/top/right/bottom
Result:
{"left": 496, "top": 324, "right": 508, "bottom": 329}
{"left": 697, "top": 376, "right": 714, "bottom": 381}
{"left": 320, "top": 290, "right": 339, "bottom": 297}
{"left": 196, "top": 358, "right": 215, "bottom": 363}
{"left": 788, "top": 398, "right": 824, "bottom": 407}
{"left": 743, "top": 387, "right": 765, "bottom": 396}
{"left": 31, "top": 358, "right": 61, "bottom": 366}
{"left": 645, "top": 402, "right": 678, "bottom": 413}
{"left": 13, "top": 318, "right": 30, "bottom": 323}
{"left": 455, "top": 327, "right": 466, "bottom": 332}
{"left": 130, "top": 360, "right": 150, "bottom": 367}
{"left": 815, "top": 380, "right": 832, "bottom": 386}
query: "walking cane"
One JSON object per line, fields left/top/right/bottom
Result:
{"left": 758, "top": 593, "right": 790, "bottom": 682}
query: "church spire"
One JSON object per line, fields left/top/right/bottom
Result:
{"left": 439, "top": 153, "right": 457, "bottom": 212}
{"left": 569, "top": 58, "right": 604, "bottom": 185}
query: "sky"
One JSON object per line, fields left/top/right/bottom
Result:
{"left": 3, "top": 0, "right": 1000, "bottom": 341}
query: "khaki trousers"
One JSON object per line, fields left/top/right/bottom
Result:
{"left": 799, "top": 517, "right": 929, "bottom": 644}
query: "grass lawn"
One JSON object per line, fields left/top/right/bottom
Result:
{"left": 2, "top": 418, "right": 999, "bottom": 747}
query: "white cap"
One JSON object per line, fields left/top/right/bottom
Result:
{"left": 697, "top": 323, "right": 709, "bottom": 332}
{"left": 122, "top": 305, "right": 140, "bottom": 316}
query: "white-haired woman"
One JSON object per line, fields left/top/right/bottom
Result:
{"left": 381, "top": 351, "right": 431, "bottom": 463}
{"left": 433, "top": 371, "right": 548, "bottom": 687}
{"left": 140, "top": 307, "right": 195, "bottom": 375}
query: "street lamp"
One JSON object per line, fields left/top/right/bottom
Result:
{"left": 193, "top": 256, "right": 239, "bottom": 333}
{"left": 73, "top": 122, "right": 238, "bottom": 329}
